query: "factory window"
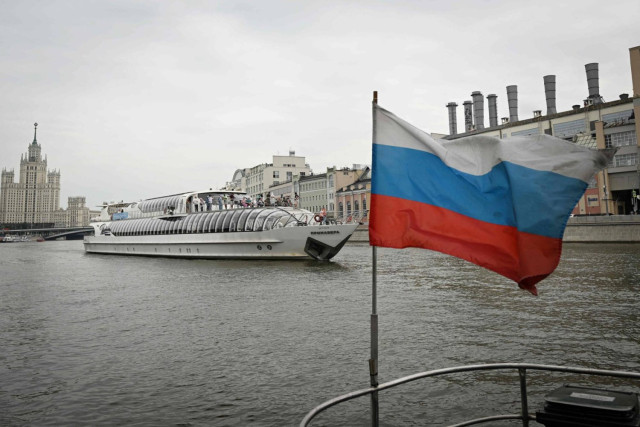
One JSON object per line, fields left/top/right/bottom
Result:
{"left": 602, "top": 110, "right": 633, "bottom": 124}
{"left": 511, "top": 128, "right": 539, "bottom": 136}
{"left": 273, "top": 171, "right": 279, "bottom": 178}
{"left": 606, "top": 130, "right": 636, "bottom": 148}
{"left": 612, "top": 153, "right": 638, "bottom": 168}
{"left": 553, "top": 119, "right": 585, "bottom": 138}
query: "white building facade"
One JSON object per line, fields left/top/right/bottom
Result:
{"left": 226, "top": 150, "right": 312, "bottom": 200}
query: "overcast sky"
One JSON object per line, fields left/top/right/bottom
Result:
{"left": 1, "top": 0, "right": 638, "bottom": 209}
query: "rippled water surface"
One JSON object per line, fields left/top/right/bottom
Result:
{"left": 1, "top": 241, "right": 639, "bottom": 426}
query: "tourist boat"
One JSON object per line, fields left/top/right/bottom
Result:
{"left": 1, "top": 235, "right": 31, "bottom": 243}
{"left": 84, "top": 190, "right": 360, "bottom": 260}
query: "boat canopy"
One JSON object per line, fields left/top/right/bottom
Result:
{"left": 135, "top": 195, "right": 184, "bottom": 214}
{"left": 105, "top": 208, "right": 314, "bottom": 236}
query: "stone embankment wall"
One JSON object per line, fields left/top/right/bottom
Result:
{"left": 348, "top": 215, "right": 640, "bottom": 244}
{"left": 563, "top": 215, "right": 640, "bottom": 242}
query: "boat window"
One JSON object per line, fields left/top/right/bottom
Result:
{"left": 145, "top": 219, "right": 155, "bottom": 235}
{"left": 168, "top": 218, "right": 177, "bottom": 234}
{"left": 133, "top": 219, "right": 143, "bottom": 236}
{"left": 153, "top": 220, "right": 160, "bottom": 234}
{"left": 182, "top": 214, "right": 195, "bottom": 233}
{"left": 207, "top": 212, "right": 219, "bottom": 232}
{"left": 138, "top": 218, "right": 147, "bottom": 235}
{"left": 214, "top": 211, "right": 227, "bottom": 232}
{"left": 125, "top": 221, "right": 132, "bottom": 236}
{"left": 245, "top": 209, "right": 262, "bottom": 231}
{"left": 169, "top": 218, "right": 180, "bottom": 234}
{"left": 153, "top": 219, "right": 162, "bottom": 235}
{"left": 147, "top": 218, "right": 156, "bottom": 235}
{"left": 202, "top": 213, "right": 214, "bottom": 233}
{"left": 228, "top": 209, "right": 243, "bottom": 232}
{"left": 221, "top": 210, "right": 233, "bottom": 232}
{"left": 254, "top": 209, "right": 273, "bottom": 230}
{"left": 194, "top": 214, "right": 207, "bottom": 233}
{"left": 263, "top": 213, "right": 282, "bottom": 231}
{"left": 115, "top": 221, "right": 125, "bottom": 235}
{"left": 275, "top": 214, "right": 292, "bottom": 228}
{"left": 237, "top": 209, "right": 252, "bottom": 232}
{"left": 178, "top": 217, "right": 188, "bottom": 234}
{"left": 136, "top": 219, "right": 146, "bottom": 236}
{"left": 110, "top": 222, "right": 120, "bottom": 236}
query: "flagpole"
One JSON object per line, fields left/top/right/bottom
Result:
{"left": 369, "top": 90, "right": 379, "bottom": 427}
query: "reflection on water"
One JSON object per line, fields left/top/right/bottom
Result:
{"left": 0, "top": 241, "right": 638, "bottom": 426}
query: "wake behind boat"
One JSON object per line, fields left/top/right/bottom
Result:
{"left": 84, "top": 190, "right": 359, "bottom": 260}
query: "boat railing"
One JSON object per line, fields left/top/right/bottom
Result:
{"left": 300, "top": 363, "right": 640, "bottom": 427}
{"left": 332, "top": 209, "right": 369, "bottom": 224}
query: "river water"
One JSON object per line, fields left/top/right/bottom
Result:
{"left": 1, "top": 240, "right": 639, "bottom": 426}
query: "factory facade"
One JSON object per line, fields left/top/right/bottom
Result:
{"left": 444, "top": 46, "right": 640, "bottom": 215}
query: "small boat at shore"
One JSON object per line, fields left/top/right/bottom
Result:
{"left": 1, "top": 235, "right": 32, "bottom": 243}
{"left": 84, "top": 190, "right": 359, "bottom": 260}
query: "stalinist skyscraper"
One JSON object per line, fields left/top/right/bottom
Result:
{"left": 1, "top": 123, "right": 89, "bottom": 227}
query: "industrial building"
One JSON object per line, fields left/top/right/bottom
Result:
{"left": 444, "top": 46, "right": 640, "bottom": 215}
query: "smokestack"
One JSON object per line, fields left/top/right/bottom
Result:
{"left": 463, "top": 100, "right": 473, "bottom": 132}
{"left": 446, "top": 102, "right": 458, "bottom": 135}
{"left": 543, "top": 75, "right": 557, "bottom": 115}
{"left": 585, "top": 63, "right": 603, "bottom": 104}
{"left": 471, "top": 91, "right": 484, "bottom": 130}
{"left": 506, "top": 85, "right": 518, "bottom": 122}
{"left": 487, "top": 94, "right": 498, "bottom": 127}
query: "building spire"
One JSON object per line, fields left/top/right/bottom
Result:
{"left": 32, "top": 122, "right": 38, "bottom": 145}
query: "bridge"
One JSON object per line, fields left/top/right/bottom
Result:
{"left": 1, "top": 226, "right": 93, "bottom": 241}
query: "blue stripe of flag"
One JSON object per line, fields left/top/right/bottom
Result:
{"left": 372, "top": 143, "right": 587, "bottom": 239}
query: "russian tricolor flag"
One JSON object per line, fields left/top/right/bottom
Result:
{"left": 369, "top": 105, "right": 609, "bottom": 295}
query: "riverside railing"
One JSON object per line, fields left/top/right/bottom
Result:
{"left": 300, "top": 363, "right": 640, "bottom": 427}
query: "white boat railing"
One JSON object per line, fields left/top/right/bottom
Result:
{"left": 300, "top": 363, "right": 640, "bottom": 427}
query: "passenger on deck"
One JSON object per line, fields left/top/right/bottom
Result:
{"left": 206, "top": 195, "right": 212, "bottom": 211}
{"left": 217, "top": 195, "right": 223, "bottom": 210}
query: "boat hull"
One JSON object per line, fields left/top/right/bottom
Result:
{"left": 83, "top": 223, "right": 359, "bottom": 260}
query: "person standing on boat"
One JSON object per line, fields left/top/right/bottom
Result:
{"left": 193, "top": 197, "right": 200, "bottom": 212}
{"left": 217, "top": 195, "right": 223, "bottom": 211}
{"left": 320, "top": 207, "right": 327, "bottom": 224}
{"left": 206, "top": 195, "right": 212, "bottom": 211}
